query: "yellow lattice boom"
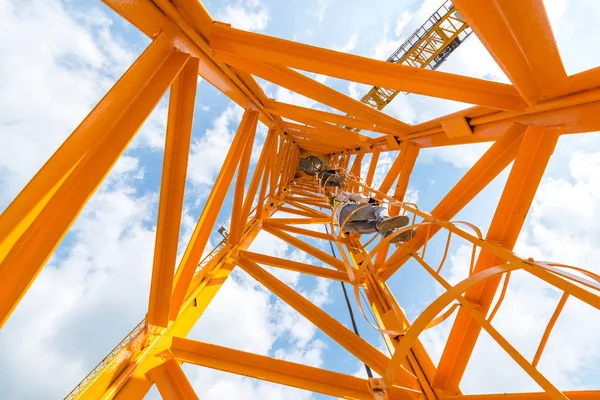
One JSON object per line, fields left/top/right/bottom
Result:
{"left": 345, "top": 0, "right": 472, "bottom": 123}
{"left": 0, "top": 0, "right": 599, "bottom": 399}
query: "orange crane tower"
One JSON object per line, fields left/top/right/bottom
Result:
{"left": 0, "top": 1, "right": 599, "bottom": 399}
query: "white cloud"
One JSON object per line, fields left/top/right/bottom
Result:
{"left": 334, "top": 34, "right": 358, "bottom": 53}
{"left": 314, "top": 73, "right": 328, "bottom": 85}
{"left": 274, "top": 85, "right": 317, "bottom": 108}
{"left": 347, "top": 81, "right": 370, "bottom": 100}
{"left": 312, "top": 0, "right": 335, "bottom": 22}
{"left": 518, "top": 150, "right": 600, "bottom": 275}
{"left": 419, "top": 142, "right": 492, "bottom": 169}
{"left": 371, "top": 151, "right": 397, "bottom": 188}
{"left": 130, "top": 100, "right": 169, "bottom": 150}
{"left": 439, "top": 37, "right": 509, "bottom": 83}
{"left": 187, "top": 104, "right": 244, "bottom": 186}
{"left": 404, "top": 187, "right": 419, "bottom": 204}
{"left": 216, "top": 0, "right": 270, "bottom": 32}
{"left": 373, "top": 27, "right": 402, "bottom": 61}
{"left": 394, "top": 11, "right": 414, "bottom": 37}
{"left": 543, "top": 0, "right": 570, "bottom": 33}
{"left": 0, "top": 155, "right": 157, "bottom": 398}
{"left": 0, "top": 0, "right": 145, "bottom": 207}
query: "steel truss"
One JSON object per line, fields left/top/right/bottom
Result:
{"left": 1, "top": 0, "right": 599, "bottom": 399}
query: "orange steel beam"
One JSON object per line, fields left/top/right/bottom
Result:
{"left": 284, "top": 123, "right": 362, "bottom": 148}
{"left": 284, "top": 118, "right": 373, "bottom": 145}
{"left": 354, "top": 84, "right": 599, "bottom": 151}
{"left": 263, "top": 226, "right": 345, "bottom": 271}
{"left": 391, "top": 143, "right": 419, "bottom": 211}
{"left": 240, "top": 129, "right": 276, "bottom": 226}
{"left": 101, "top": 0, "right": 277, "bottom": 127}
{"left": 375, "top": 142, "right": 419, "bottom": 268}
{"left": 211, "top": 54, "right": 411, "bottom": 135}
{"left": 0, "top": 33, "right": 169, "bottom": 267}
{"left": 277, "top": 141, "right": 294, "bottom": 194}
{"left": 169, "top": 110, "right": 259, "bottom": 321}
{"left": 74, "top": 245, "right": 234, "bottom": 398}
{"left": 441, "top": 392, "right": 600, "bottom": 400}
{"left": 228, "top": 112, "right": 258, "bottom": 244}
{"left": 236, "top": 255, "right": 417, "bottom": 387}
{"left": 168, "top": 337, "right": 420, "bottom": 400}
{"left": 146, "top": 358, "right": 199, "bottom": 400}
{"left": 241, "top": 251, "right": 351, "bottom": 282}
{"left": 266, "top": 217, "right": 332, "bottom": 225}
{"left": 148, "top": 57, "right": 199, "bottom": 327}
{"left": 433, "top": 126, "right": 559, "bottom": 393}
{"left": 377, "top": 142, "right": 410, "bottom": 197}
{"left": 255, "top": 143, "right": 272, "bottom": 221}
{"left": 287, "top": 187, "right": 326, "bottom": 199}
{"left": 289, "top": 134, "right": 344, "bottom": 153}
{"left": 453, "top": 0, "right": 569, "bottom": 105}
{"left": 284, "top": 199, "right": 330, "bottom": 218}
{"left": 277, "top": 206, "right": 327, "bottom": 219}
{"left": 210, "top": 23, "right": 527, "bottom": 111}
{"left": 0, "top": 35, "right": 188, "bottom": 327}
{"left": 365, "top": 150, "right": 380, "bottom": 187}
{"left": 270, "top": 136, "right": 282, "bottom": 194}
{"left": 290, "top": 137, "right": 339, "bottom": 153}
{"left": 380, "top": 123, "right": 526, "bottom": 279}
{"left": 283, "top": 199, "right": 329, "bottom": 211}
{"left": 344, "top": 235, "right": 438, "bottom": 397}
{"left": 265, "top": 99, "right": 396, "bottom": 136}
{"left": 286, "top": 196, "right": 329, "bottom": 207}
{"left": 359, "top": 264, "right": 438, "bottom": 400}
{"left": 264, "top": 221, "right": 338, "bottom": 242}
{"left": 349, "top": 153, "right": 365, "bottom": 192}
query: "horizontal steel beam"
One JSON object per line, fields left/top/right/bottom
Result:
{"left": 169, "top": 337, "right": 419, "bottom": 399}
{"left": 211, "top": 23, "right": 527, "bottom": 111}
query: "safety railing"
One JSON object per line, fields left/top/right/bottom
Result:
{"left": 64, "top": 224, "right": 237, "bottom": 399}
{"left": 64, "top": 319, "right": 147, "bottom": 399}
{"left": 315, "top": 171, "right": 600, "bottom": 391}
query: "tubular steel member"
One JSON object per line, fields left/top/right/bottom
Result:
{"left": 0, "top": 0, "right": 599, "bottom": 399}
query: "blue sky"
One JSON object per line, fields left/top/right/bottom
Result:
{"left": 1, "top": 0, "right": 600, "bottom": 399}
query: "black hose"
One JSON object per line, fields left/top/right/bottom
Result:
{"left": 323, "top": 224, "right": 373, "bottom": 378}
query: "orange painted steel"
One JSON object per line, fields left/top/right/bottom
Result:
{"left": 148, "top": 57, "right": 200, "bottom": 328}
{"left": 1, "top": 0, "right": 599, "bottom": 399}
{"left": 146, "top": 358, "right": 199, "bottom": 400}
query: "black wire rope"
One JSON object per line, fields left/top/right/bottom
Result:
{"left": 323, "top": 223, "right": 373, "bottom": 378}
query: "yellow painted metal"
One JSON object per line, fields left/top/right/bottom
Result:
{"left": 146, "top": 358, "right": 199, "bottom": 400}
{"left": 1, "top": 1, "right": 600, "bottom": 399}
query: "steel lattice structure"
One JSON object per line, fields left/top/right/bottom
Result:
{"left": 1, "top": 0, "right": 600, "bottom": 399}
